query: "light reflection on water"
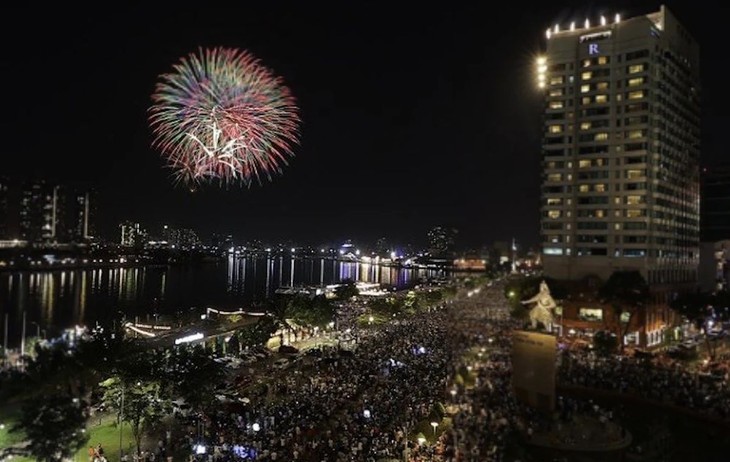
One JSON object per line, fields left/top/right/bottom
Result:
{"left": 0, "top": 257, "right": 445, "bottom": 346}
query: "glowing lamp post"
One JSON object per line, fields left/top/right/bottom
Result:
{"left": 430, "top": 421, "right": 438, "bottom": 436}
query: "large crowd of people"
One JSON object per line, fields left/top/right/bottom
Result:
{"left": 141, "top": 277, "right": 730, "bottom": 462}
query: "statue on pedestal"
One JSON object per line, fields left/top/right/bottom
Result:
{"left": 521, "top": 280, "right": 557, "bottom": 331}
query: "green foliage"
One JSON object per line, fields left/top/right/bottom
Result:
{"left": 238, "top": 316, "right": 279, "bottom": 349}
{"left": 599, "top": 271, "right": 650, "bottom": 352}
{"left": 13, "top": 392, "right": 89, "bottom": 462}
{"left": 432, "top": 402, "right": 446, "bottom": 420}
{"left": 670, "top": 291, "right": 711, "bottom": 328}
{"left": 423, "top": 290, "right": 443, "bottom": 304}
{"left": 334, "top": 279, "right": 360, "bottom": 300}
{"left": 593, "top": 330, "right": 618, "bottom": 356}
{"left": 101, "top": 378, "right": 168, "bottom": 456}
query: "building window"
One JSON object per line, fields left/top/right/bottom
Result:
{"left": 578, "top": 160, "right": 591, "bottom": 168}
{"left": 579, "top": 308, "right": 603, "bottom": 321}
{"left": 623, "top": 249, "right": 646, "bottom": 257}
{"left": 626, "top": 195, "right": 644, "bottom": 205}
{"left": 595, "top": 94, "right": 608, "bottom": 103}
{"left": 550, "top": 76, "right": 564, "bottom": 85}
{"left": 595, "top": 184, "right": 607, "bottom": 192}
{"left": 546, "top": 198, "right": 563, "bottom": 205}
{"left": 582, "top": 59, "right": 592, "bottom": 68}
{"left": 595, "top": 209, "right": 606, "bottom": 218}
{"left": 544, "top": 247, "right": 563, "bottom": 255}
{"left": 550, "top": 101, "right": 564, "bottom": 109}
{"left": 626, "top": 169, "right": 645, "bottom": 179}
{"left": 598, "top": 56, "right": 609, "bottom": 65}
{"left": 627, "top": 130, "right": 646, "bottom": 139}
{"left": 580, "top": 122, "right": 591, "bottom": 131}
{"left": 549, "top": 125, "right": 563, "bottom": 134}
{"left": 628, "top": 77, "right": 645, "bottom": 87}
{"left": 581, "top": 84, "right": 591, "bottom": 93}
{"left": 547, "top": 173, "right": 562, "bottom": 182}
{"left": 547, "top": 210, "right": 561, "bottom": 219}
{"left": 628, "top": 64, "right": 645, "bottom": 74}
{"left": 579, "top": 184, "right": 590, "bottom": 192}
{"left": 581, "top": 71, "right": 592, "bottom": 80}
{"left": 549, "top": 88, "right": 564, "bottom": 97}
{"left": 628, "top": 90, "right": 645, "bottom": 100}
{"left": 626, "top": 209, "right": 645, "bottom": 218}
{"left": 594, "top": 132, "right": 609, "bottom": 141}
{"left": 596, "top": 82, "right": 609, "bottom": 91}
{"left": 582, "top": 97, "right": 591, "bottom": 105}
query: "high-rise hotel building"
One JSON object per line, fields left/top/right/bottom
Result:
{"left": 538, "top": 5, "right": 700, "bottom": 287}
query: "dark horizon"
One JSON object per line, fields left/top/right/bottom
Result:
{"left": 2, "top": 2, "right": 724, "bottom": 248}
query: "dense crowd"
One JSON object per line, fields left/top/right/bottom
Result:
{"left": 559, "top": 351, "right": 730, "bottom": 420}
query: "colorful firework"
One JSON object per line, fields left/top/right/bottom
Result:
{"left": 149, "top": 47, "right": 300, "bottom": 187}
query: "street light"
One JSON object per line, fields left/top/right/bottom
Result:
{"left": 430, "top": 421, "right": 438, "bottom": 436}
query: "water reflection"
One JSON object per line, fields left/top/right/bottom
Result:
{"left": 0, "top": 257, "right": 445, "bottom": 347}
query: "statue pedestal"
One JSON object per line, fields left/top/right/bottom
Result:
{"left": 512, "top": 330, "right": 557, "bottom": 413}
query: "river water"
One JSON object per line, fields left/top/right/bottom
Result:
{"left": 0, "top": 256, "right": 445, "bottom": 347}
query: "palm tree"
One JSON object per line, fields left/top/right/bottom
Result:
{"left": 598, "top": 271, "right": 650, "bottom": 353}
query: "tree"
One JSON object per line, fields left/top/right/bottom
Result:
{"left": 13, "top": 392, "right": 89, "bottom": 462}
{"left": 238, "top": 316, "right": 279, "bottom": 349}
{"left": 101, "top": 378, "right": 168, "bottom": 457}
{"left": 670, "top": 291, "right": 715, "bottom": 360}
{"left": 593, "top": 330, "right": 618, "bottom": 357}
{"left": 598, "top": 271, "right": 650, "bottom": 353}
{"left": 164, "top": 345, "right": 225, "bottom": 412}
{"left": 334, "top": 279, "right": 359, "bottom": 300}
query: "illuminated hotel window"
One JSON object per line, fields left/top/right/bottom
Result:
{"left": 595, "top": 184, "right": 607, "bottom": 192}
{"left": 582, "top": 97, "right": 591, "bottom": 105}
{"left": 550, "top": 76, "right": 564, "bottom": 85}
{"left": 549, "top": 125, "right": 563, "bottom": 134}
{"left": 581, "top": 71, "right": 592, "bottom": 80}
{"left": 596, "top": 82, "right": 609, "bottom": 90}
{"left": 615, "top": 223, "right": 621, "bottom": 230}
{"left": 594, "top": 132, "right": 609, "bottom": 141}
{"left": 550, "top": 101, "right": 564, "bottom": 109}
{"left": 595, "top": 158, "right": 605, "bottom": 166}
{"left": 547, "top": 198, "right": 563, "bottom": 205}
{"left": 595, "top": 209, "right": 606, "bottom": 218}
{"left": 581, "top": 84, "right": 591, "bottom": 93}
{"left": 628, "top": 90, "right": 645, "bottom": 100}
{"left": 548, "top": 173, "right": 562, "bottom": 182}
{"left": 626, "top": 169, "right": 645, "bottom": 179}
{"left": 579, "top": 159, "right": 591, "bottom": 168}
{"left": 598, "top": 56, "right": 609, "bottom": 65}
{"left": 628, "top": 64, "right": 645, "bottom": 74}
{"left": 626, "top": 195, "right": 644, "bottom": 205}
{"left": 595, "top": 94, "right": 608, "bottom": 103}
{"left": 580, "top": 122, "right": 592, "bottom": 130}
{"left": 544, "top": 247, "right": 563, "bottom": 255}
{"left": 579, "top": 184, "right": 590, "bottom": 192}
{"left": 614, "top": 197, "right": 621, "bottom": 204}
{"left": 549, "top": 88, "right": 564, "bottom": 97}
{"left": 626, "top": 209, "right": 644, "bottom": 218}
{"left": 627, "top": 130, "right": 645, "bottom": 139}
{"left": 582, "top": 59, "right": 592, "bottom": 67}
{"left": 628, "top": 77, "right": 645, "bottom": 87}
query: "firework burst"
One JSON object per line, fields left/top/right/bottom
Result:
{"left": 149, "top": 47, "right": 300, "bottom": 187}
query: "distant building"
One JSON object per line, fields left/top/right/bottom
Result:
{"left": 427, "top": 226, "right": 457, "bottom": 257}
{"left": 20, "top": 180, "right": 63, "bottom": 243}
{"left": 701, "top": 164, "right": 730, "bottom": 243}
{"left": 0, "top": 177, "right": 8, "bottom": 240}
{"left": 68, "top": 189, "right": 96, "bottom": 243}
{"left": 161, "top": 224, "right": 201, "bottom": 249}
{"left": 120, "top": 221, "right": 146, "bottom": 247}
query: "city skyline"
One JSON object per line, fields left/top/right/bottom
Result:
{"left": 2, "top": 2, "right": 724, "bottom": 248}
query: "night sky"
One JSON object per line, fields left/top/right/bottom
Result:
{"left": 2, "top": 2, "right": 724, "bottom": 248}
